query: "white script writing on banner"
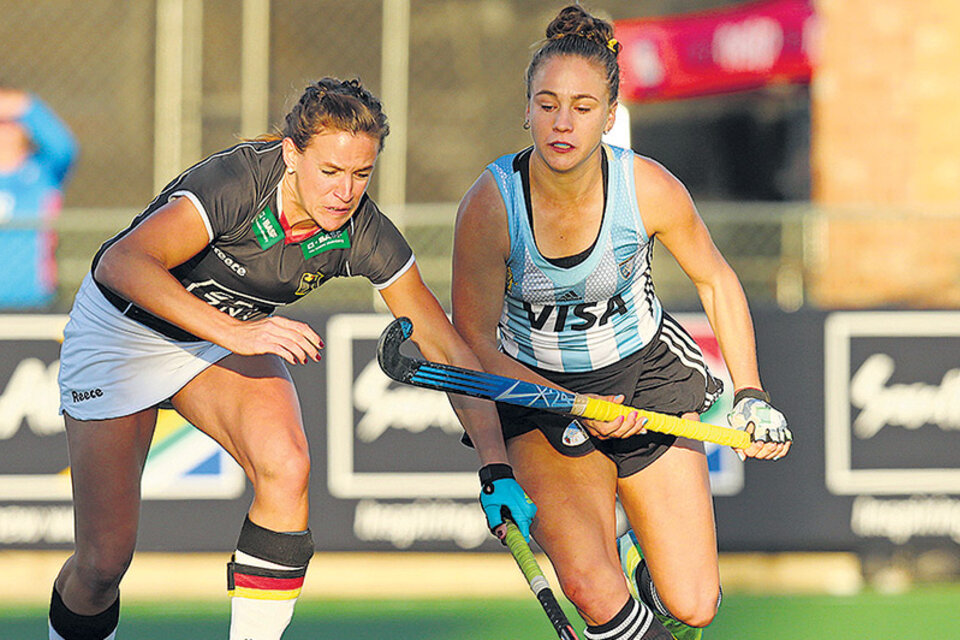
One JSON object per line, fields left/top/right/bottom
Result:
{"left": 850, "top": 353, "right": 960, "bottom": 438}
{"left": 627, "top": 39, "right": 665, "bottom": 88}
{"left": 0, "top": 506, "right": 73, "bottom": 543}
{"left": 353, "top": 499, "right": 488, "bottom": 549}
{"left": 352, "top": 360, "right": 460, "bottom": 442}
{"left": 851, "top": 496, "right": 960, "bottom": 544}
{"left": 0, "top": 358, "right": 62, "bottom": 440}
{"left": 712, "top": 17, "right": 784, "bottom": 73}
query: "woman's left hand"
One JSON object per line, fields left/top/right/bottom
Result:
{"left": 582, "top": 394, "right": 649, "bottom": 440}
{"left": 728, "top": 397, "right": 792, "bottom": 461}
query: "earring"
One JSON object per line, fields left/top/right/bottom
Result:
{"left": 286, "top": 166, "right": 295, "bottom": 174}
{"left": 522, "top": 120, "right": 530, "bottom": 130}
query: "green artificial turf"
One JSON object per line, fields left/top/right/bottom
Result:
{"left": 4, "top": 584, "right": 957, "bottom": 639}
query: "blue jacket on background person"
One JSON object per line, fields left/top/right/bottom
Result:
{"left": 0, "top": 89, "right": 78, "bottom": 308}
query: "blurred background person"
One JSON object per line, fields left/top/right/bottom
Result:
{"left": 0, "top": 87, "right": 78, "bottom": 308}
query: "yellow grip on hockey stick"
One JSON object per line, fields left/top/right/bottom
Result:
{"left": 573, "top": 396, "right": 752, "bottom": 449}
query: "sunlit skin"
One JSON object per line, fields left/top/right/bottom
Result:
{"left": 526, "top": 54, "right": 616, "bottom": 178}
{"left": 281, "top": 130, "right": 379, "bottom": 232}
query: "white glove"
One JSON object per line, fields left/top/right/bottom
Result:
{"left": 727, "top": 390, "right": 792, "bottom": 445}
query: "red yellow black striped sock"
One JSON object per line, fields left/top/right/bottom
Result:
{"left": 227, "top": 516, "right": 313, "bottom": 640}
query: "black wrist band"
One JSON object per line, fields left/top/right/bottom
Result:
{"left": 479, "top": 463, "right": 514, "bottom": 488}
{"left": 734, "top": 387, "right": 770, "bottom": 405}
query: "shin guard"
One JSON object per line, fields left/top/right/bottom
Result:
{"left": 227, "top": 516, "right": 314, "bottom": 640}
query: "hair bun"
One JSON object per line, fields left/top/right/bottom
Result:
{"left": 544, "top": 4, "right": 616, "bottom": 51}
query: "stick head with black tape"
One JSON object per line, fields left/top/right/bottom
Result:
{"left": 377, "top": 316, "right": 418, "bottom": 384}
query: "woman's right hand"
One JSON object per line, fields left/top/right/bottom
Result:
{"left": 222, "top": 315, "right": 324, "bottom": 365}
{"left": 581, "top": 394, "right": 649, "bottom": 440}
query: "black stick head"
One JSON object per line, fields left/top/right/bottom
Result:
{"left": 377, "top": 316, "right": 418, "bottom": 383}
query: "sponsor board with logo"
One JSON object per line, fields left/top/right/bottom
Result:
{"left": 825, "top": 311, "right": 960, "bottom": 495}
{"left": 0, "top": 315, "right": 248, "bottom": 550}
{"left": 322, "top": 314, "right": 489, "bottom": 549}
{"left": 5, "top": 309, "right": 956, "bottom": 552}
{"left": 824, "top": 311, "right": 960, "bottom": 549}
{"left": 318, "top": 312, "right": 744, "bottom": 550}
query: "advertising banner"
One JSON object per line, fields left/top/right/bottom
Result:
{"left": 0, "top": 315, "right": 251, "bottom": 551}
{"left": 2, "top": 310, "right": 957, "bottom": 553}
{"left": 824, "top": 312, "right": 960, "bottom": 547}
{"left": 615, "top": 0, "right": 817, "bottom": 102}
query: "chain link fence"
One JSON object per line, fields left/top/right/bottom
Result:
{"left": 5, "top": 1, "right": 913, "bottom": 314}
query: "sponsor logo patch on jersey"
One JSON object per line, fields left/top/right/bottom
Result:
{"left": 523, "top": 295, "right": 628, "bottom": 332}
{"left": 253, "top": 206, "right": 283, "bottom": 249}
{"left": 562, "top": 420, "right": 589, "bottom": 446}
{"left": 557, "top": 290, "right": 581, "bottom": 303}
{"left": 301, "top": 228, "right": 350, "bottom": 259}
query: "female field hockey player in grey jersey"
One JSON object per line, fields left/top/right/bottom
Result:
{"left": 49, "top": 77, "right": 535, "bottom": 640}
{"left": 452, "top": 6, "right": 792, "bottom": 640}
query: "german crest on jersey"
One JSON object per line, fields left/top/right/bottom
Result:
{"left": 294, "top": 270, "right": 325, "bottom": 296}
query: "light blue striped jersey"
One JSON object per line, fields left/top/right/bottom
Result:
{"left": 486, "top": 144, "right": 663, "bottom": 372}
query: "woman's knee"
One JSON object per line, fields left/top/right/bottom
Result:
{"left": 71, "top": 545, "right": 135, "bottom": 593}
{"left": 249, "top": 439, "right": 311, "bottom": 497}
{"left": 556, "top": 562, "right": 623, "bottom": 618}
{"left": 662, "top": 584, "right": 721, "bottom": 628}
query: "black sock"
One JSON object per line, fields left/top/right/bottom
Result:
{"left": 49, "top": 586, "right": 119, "bottom": 640}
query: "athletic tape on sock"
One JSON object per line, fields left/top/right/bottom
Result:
{"left": 228, "top": 516, "right": 314, "bottom": 601}
{"left": 235, "top": 516, "right": 314, "bottom": 567}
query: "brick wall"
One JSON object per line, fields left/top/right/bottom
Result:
{"left": 810, "top": 0, "right": 960, "bottom": 306}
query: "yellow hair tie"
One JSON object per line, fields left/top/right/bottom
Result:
{"left": 607, "top": 38, "right": 619, "bottom": 53}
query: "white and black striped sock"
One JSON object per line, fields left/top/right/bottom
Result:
{"left": 635, "top": 560, "right": 674, "bottom": 620}
{"left": 583, "top": 597, "right": 672, "bottom": 640}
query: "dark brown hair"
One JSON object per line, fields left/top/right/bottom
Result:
{"left": 526, "top": 5, "right": 621, "bottom": 104}
{"left": 282, "top": 77, "right": 390, "bottom": 151}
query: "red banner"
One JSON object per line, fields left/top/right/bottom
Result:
{"left": 615, "top": 0, "right": 817, "bottom": 102}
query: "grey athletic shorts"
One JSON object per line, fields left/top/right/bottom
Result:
{"left": 495, "top": 312, "right": 723, "bottom": 478}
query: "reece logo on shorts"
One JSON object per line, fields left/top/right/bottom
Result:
{"left": 71, "top": 388, "right": 104, "bottom": 403}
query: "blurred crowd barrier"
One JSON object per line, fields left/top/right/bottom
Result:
{"left": 46, "top": 201, "right": 807, "bottom": 312}
{"left": 32, "top": 202, "right": 955, "bottom": 314}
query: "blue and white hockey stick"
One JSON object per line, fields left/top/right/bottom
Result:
{"left": 376, "top": 317, "right": 751, "bottom": 449}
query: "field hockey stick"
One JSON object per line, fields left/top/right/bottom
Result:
{"left": 377, "top": 317, "right": 751, "bottom": 449}
{"left": 503, "top": 520, "right": 580, "bottom": 640}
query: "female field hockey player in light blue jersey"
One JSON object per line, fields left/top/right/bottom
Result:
{"left": 453, "top": 5, "right": 792, "bottom": 640}
{"left": 488, "top": 142, "right": 661, "bottom": 373}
